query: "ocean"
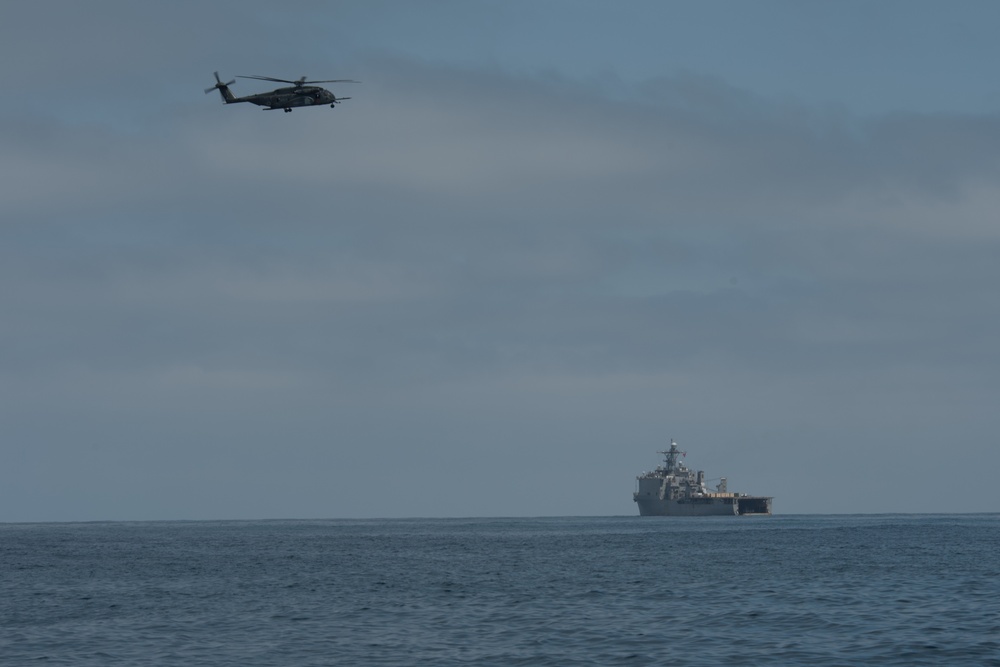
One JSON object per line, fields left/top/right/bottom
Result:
{"left": 2, "top": 515, "right": 998, "bottom": 666}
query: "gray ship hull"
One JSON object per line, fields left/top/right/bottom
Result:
{"left": 636, "top": 497, "right": 737, "bottom": 516}
{"left": 635, "top": 494, "right": 772, "bottom": 516}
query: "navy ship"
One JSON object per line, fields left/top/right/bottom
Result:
{"left": 634, "top": 439, "right": 772, "bottom": 516}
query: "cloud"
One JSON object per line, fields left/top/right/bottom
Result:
{"left": 2, "top": 40, "right": 1000, "bottom": 518}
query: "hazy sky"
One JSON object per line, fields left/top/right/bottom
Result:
{"left": 3, "top": 1, "right": 999, "bottom": 521}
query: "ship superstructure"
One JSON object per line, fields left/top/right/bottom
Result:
{"left": 633, "top": 439, "right": 772, "bottom": 516}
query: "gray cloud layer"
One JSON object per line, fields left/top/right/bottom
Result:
{"left": 2, "top": 4, "right": 999, "bottom": 520}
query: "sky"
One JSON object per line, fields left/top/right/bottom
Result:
{"left": 2, "top": 1, "right": 1000, "bottom": 521}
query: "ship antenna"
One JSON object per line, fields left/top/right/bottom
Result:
{"left": 658, "top": 438, "right": 682, "bottom": 473}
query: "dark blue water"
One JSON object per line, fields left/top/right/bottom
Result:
{"left": 2, "top": 515, "right": 999, "bottom": 666}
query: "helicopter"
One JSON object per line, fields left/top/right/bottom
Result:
{"left": 204, "top": 72, "right": 359, "bottom": 112}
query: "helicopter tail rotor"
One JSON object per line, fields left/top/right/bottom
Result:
{"left": 205, "top": 71, "right": 237, "bottom": 103}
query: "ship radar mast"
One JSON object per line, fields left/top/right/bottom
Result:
{"left": 657, "top": 439, "right": 686, "bottom": 474}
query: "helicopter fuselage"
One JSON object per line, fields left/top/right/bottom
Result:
{"left": 235, "top": 85, "right": 339, "bottom": 112}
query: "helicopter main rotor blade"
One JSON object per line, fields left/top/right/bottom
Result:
{"left": 238, "top": 75, "right": 298, "bottom": 84}
{"left": 238, "top": 75, "right": 360, "bottom": 85}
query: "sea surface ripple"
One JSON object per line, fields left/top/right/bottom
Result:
{"left": 2, "top": 514, "right": 999, "bottom": 666}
